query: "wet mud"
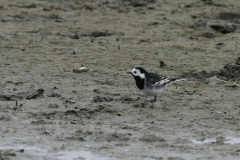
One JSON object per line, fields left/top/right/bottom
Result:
{"left": 1, "top": 0, "right": 240, "bottom": 160}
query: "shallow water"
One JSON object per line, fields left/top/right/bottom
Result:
{"left": 0, "top": 145, "right": 107, "bottom": 160}
{"left": 191, "top": 136, "right": 240, "bottom": 145}
{"left": 191, "top": 138, "right": 217, "bottom": 144}
{"left": 225, "top": 136, "right": 240, "bottom": 144}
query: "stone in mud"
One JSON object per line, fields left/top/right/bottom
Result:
{"left": 215, "top": 43, "right": 226, "bottom": 49}
{"left": 140, "top": 134, "right": 165, "bottom": 143}
{"left": 65, "top": 110, "right": 79, "bottom": 116}
{"left": 80, "top": 31, "right": 115, "bottom": 37}
{"left": 25, "top": 88, "right": 44, "bottom": 100}
{"left": 72, "top": 67, "right": 89, "bottom": 73}
{"left": 91, "top": 31, "right": 114, "bottom": 37}
{"left": 69, "top": 33, "right": 79, "bottom": 39}
{"left": 206, "top": 20, "right": 236, "bottom": 34}
{"left": 218, "top": 57, "right": 240, "bottom": 81}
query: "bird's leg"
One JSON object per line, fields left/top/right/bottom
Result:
{"left": 150, "top": 96, "right": 157, "bottom": 108}
{"left": 142, "top": 95, "right": 148, "bottom": 107}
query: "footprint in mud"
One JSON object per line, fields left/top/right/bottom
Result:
{"left": 92, "top": 96, "right": 113, "bottom": 102}
{"left": 120, "top": 96, "right": 141, "bottom": 106}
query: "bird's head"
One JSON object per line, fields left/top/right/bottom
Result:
{"left": 127, "top": 67, "right": 147, "bottom": 79}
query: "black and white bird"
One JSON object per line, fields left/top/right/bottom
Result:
{"left": 127, "top": 67, "right": 186, "bottom": 108}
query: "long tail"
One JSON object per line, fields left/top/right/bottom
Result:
{"left": 172, "top": 78, "right": 188, "bottom": 82}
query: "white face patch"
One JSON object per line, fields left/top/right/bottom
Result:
{"left": 131, "top": 68, "right": 145, "bottom": 79}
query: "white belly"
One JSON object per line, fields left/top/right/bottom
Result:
{"left": 141, "top": 87, "right": 165, "bottom": 96}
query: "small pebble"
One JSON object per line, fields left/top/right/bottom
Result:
{"left": 73, "top": 67, "right": 89, "bottom": 73}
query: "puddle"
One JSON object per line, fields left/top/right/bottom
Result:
{"left": 225, "top": 136, "right": 240, "bottom": 144}
{"left": 191, "top": 136, "right": 240, "bottom": 145}
{"left": 0, "top": 145, "right": 108, "bottom": 160}
{"left": 191, "top": 138, "right": 216, "bottom": 144}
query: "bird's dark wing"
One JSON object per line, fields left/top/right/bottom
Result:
{"left": 147, "top": 72, "right": 176, "bottom": 87}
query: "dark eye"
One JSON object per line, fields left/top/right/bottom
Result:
{"left": 134, "top": 71, "right": 136, "bottom": 73}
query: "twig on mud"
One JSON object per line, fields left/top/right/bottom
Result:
{"left": 214, "top": 76, "right": 240, "bottom": 87}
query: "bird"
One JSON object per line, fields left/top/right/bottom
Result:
{"left": 127, "top": 67, "right": 187, "bottom": 108}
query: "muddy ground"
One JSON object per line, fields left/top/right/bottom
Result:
{"left": 1, "top": 0, "right": 240, "bottom": 159}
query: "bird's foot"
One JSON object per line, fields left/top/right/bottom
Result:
{"left": 150, "top": 96, "right": 157, "bottom": 109}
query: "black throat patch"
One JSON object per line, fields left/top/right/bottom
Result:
{"left": 134, "top": 76, "right": 145, "bottom": 90}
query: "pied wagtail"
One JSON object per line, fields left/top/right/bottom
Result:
{"left": 127, "top": 67, "right": 186, "bottom": 108}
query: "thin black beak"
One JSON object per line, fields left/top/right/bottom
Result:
{"left": 127, "top": 72, "right": 132, "bottom": 74}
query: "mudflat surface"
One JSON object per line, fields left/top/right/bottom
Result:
{"left": 1, "top": 0, "right": 240, "bottom": 160}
